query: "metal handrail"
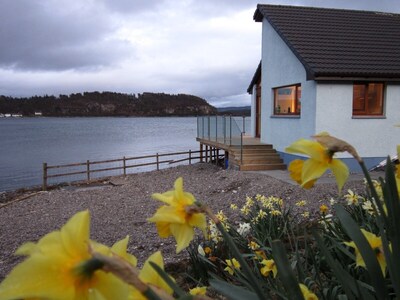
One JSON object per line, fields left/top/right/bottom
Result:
{"left": 196, "top": 115, "right": 247, "bottom": 165}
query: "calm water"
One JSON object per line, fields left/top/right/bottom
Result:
{"left": 0, "top": 117, "right": 199, "bottom": 191}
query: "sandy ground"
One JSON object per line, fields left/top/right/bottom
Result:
{"left": 0, "top": 163, "right": 367, "bottom": 281}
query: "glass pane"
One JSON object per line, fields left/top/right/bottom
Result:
{"left": 367, "top": 83, "right": 384, "bottom": 114}
{"left": 353, "top": 84, "right": 366, "bottom": 113}
{"left": 274, "top": 85, "right": 299, "bottom": 114}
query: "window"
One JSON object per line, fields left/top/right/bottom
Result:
{"left": 353, "top": 83, "right": 384, "bottom": 116}
{"left": 273, "top": 84, "right": 301, "bottom": 115}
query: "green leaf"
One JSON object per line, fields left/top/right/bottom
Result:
{"left": 271, "top": 240, "right": 304, "bottom": 299}
{"left": 209, "top": 278, "right": 259, "bottom": 300}
{"left": 312, "top": 230, "right": 373, "bottom": 300}
{"left": 335, "top": 205, "right": 389, "bottom": 298}
{"left": 215, "top": 222, "right": 270, "bottom": 299}
{"left": 149, "top": 261, "right": 186, "bottom": 297}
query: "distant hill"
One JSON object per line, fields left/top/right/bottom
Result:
{"left": 217, "top": 106, "right": 251, "bottom": 116}
{"left": 0, "top": 92, "right": 217, "bottom": 117}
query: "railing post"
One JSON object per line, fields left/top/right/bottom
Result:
{"left": 86, "top": 160, "right": 90, "bottom": 182}
{"left": 240, "top": 133, "right": 243, "bottom": 165}
{"left": 229, "top": 115, "right": 232, "bottom": 146}
{"left": 200, "top": 144, "right": 203, "bottom": 162}
{"left": 223, "top": 115, "right": 226, "bottom": 145}
{"left": 243, "top": 115, "right": 246, "bottom": 134}
{"left": 123, "top": 156, "right": 126, "bottom": 176}
{"left": 208, "top": 116, "right": 210, "bottom": 140}
{"left": 202, "top": 117, "right": 204, "bottom": 138}
{"left": 156, "top": 153, "right": 160, "bottom": 170}
{"left": 215, "top": 115, "right": 218, "bottom": 142}
{"left": 42, "top": 163, "right": 47, "bottom": 191}
{"left": 189, "top": 149, "right": 192, "bottom": 165}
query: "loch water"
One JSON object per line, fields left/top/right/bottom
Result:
{"left": 0, "top": 117, "right": 200, "bottom": 192}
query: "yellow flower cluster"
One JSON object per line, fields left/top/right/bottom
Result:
{"left": 240, "top": 196, "right": 255, "bottom": 215}
{"left": 344, "top": 189, "right": 363, "bottom": 205}
{"left": 295, "top": 200, "right": 307, "bottom": 207}
{"left": 224, "top": 258, "right": 241, "bottom": 275}
{"left": 147, "top": 177, "right": 207, "bottom": 253}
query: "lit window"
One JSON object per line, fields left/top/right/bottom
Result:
{"left": 273, "top": 84, "right": 301, "bottom": 115}
{"left": 353, "top": 83, "right": 384, "bottom": 116}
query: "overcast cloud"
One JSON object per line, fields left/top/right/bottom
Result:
{"left": 1, "top": 0, "right": 400, "bottom": 107}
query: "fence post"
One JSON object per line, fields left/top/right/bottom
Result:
{"left": 86, "top": 160, "right": 90, "bottom": 182}
{"left": 208, "top": 116, "right": 210, "bottom": 140}
{"left": 189, "top": 149, "right": 192, "bottom": 165}
{"left": 200, "top": 144, "right": 203, "bottom": 162}
{"left": 156, "top": 153, "right": 159, "bottom": 171}
{"left": 243, "top": 115, "right": 246, "bottom": 134}
{"left": 123, "top": 156, "right": 126, "bottom": 176}
{"left": 42, "top": 163, "right": 47, "bottom": 191}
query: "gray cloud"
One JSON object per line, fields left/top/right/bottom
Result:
{"left": 0, "top": 0, "right": 134, "bottom": 70}
{"left": 1, "top": 0, "right": 400, "bottom": 107}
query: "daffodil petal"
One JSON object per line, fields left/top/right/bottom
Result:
{"left": 301, "top": 158, "right": 328, "bottom": 187}
{"left": 170, "top": 223, "right": 194, "bottom": 253}
{"left": 330, "top": 158, "right": 349, "bottom": 192}
{"left": 288, "top": 159, "right": 304, "bottom": 184}
{"left": 0, "top": 254, "right": 75, "bottom": 300}
{"left": 147, "top": 206, "right": 185, "bottom": 224}
{"left": 155, "top": 221, "right": 172, "bottom": 238}
{"left": 111, "top": 236, "right": 137, "bottom": 267}
{"left": 60, "top": 210, "right": 90, "bottom": 258}
{"left": 139, "top": 251, "right": 173, "bottom": 296}
{"left": 188, "top": 213, "right": 207, "bottom": 232}
{"left": 285, "top": 139, "right": 326, "bottom": 161}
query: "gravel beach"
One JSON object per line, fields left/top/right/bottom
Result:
{"left": 0, "top": 163, "right": 367, "bottom": 281}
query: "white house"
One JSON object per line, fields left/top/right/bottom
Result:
{"left": 248, "top": 4, "right": 400, "bottom": 171}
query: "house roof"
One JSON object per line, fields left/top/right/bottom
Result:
{"left": 247, "top": 61, "right": 261, "bottom": 94}
{"left": 254, "top": 4, "right": 400, "bottom": 80}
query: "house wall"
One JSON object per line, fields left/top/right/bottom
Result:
{"left": 315, "top": 83, "right": 400, "bottom": 169}
{"left": 260, "top": 19, "right": 317, "bottom": 151}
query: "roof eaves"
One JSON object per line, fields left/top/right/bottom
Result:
{"left": 247, "top": 61, "right": 262, "bottom": 94}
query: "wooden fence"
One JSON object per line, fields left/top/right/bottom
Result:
{"left": 42, "top": 148, "right": 225, "bottom": 191}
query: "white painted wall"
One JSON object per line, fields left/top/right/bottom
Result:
{"left": 260, "top": 19, "right": 316, "bottom": 152}
{"left": 316, "top": 83, "right": 400, "bottom": 158}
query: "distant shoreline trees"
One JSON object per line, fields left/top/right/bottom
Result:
{"left": 0, "top": 92, "right": 217, "bottom": 117}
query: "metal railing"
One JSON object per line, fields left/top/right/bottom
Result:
{"left": 197, "top": 115, "right": 248, "bottom": 164}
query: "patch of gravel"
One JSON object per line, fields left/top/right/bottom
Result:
{"left": 0, "top": 163, "right": 366, "bottom": 280}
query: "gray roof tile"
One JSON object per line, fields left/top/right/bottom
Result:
{"left": 254, "top": 4, "right": 400, "bottom": 79}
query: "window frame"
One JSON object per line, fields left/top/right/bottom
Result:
{"left": 273, "top": 84, "right": 301, "bottom": 116}
{"left": 352, "top": 82, "right": 385, "bottom": 117}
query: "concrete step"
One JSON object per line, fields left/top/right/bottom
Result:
{"left": 231, "top": 149, "right": 277, "bottom": 155}
{"left": 239, "top": 163, "right": 287, "bottom": 171}
{"left": 236, "top": 157, "right": 283, "bottom": 164}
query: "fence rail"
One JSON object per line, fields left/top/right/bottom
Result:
{"left": 42, "top": 149, "right": 223, "bottom": 191}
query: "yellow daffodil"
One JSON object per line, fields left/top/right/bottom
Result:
{"left": 299, "top": 283, "right": 318, "bottom": 300}
{"left": 224, "top": 258, "right": 241, "bottom": 275}
{"left": 148, "top": 177, "right": 207, "bottom": 253}
{"left": 286, "top": 135, "right": 349, "bottom": 192}
{"left": 344, "top": 189, "right": 362, "bottom": 205}
{"left": 129, "top": 251, "right": 173, "bottom": 300}
{"left": 0, "top": 210, "right": 129, "bottom": 300}
{"left": 344, "top": 229, "right": 387, "bottom": 275}
{"left": 189, "top": 286, "right": 207, "bottom": 296}
{"left": 295, "top": 200, "right": 307, "bottom": 207}
{"left": 319, "top": 204, "right": 329, "bottom": 214}
{"left": 260, "top": 259, "right": 277, "bottom": 278}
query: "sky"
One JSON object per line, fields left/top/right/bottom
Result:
{"left": 1, "top": 0, "right": 400, "bottom": 107}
